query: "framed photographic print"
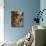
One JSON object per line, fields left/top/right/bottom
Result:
{"left": 11, "top": 10, "right": 24, "bottom": 27}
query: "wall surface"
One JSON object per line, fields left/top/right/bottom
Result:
{"left": 4, "top": 0, "right": 40, "bottom": 42}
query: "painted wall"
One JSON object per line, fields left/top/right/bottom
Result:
{"left": 4, "top": 0, "right": 40, "bottom": 42}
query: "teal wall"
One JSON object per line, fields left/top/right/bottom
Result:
{"left": 4, "top": 0, "right": 40, "bottom": 42}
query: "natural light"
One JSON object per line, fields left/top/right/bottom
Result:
{"left": 0, "top": 8, "right": 4, "bottom": 42}
{"left": 0, "top": 0, "right": 4, "bottom": 42}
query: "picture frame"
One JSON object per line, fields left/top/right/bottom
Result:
{"left": 11, "top": 10, "right": 24, "bottom": 27}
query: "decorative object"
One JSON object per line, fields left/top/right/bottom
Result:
{"left": 23, "top": 32, "right": 33, "bottom": 46}
{"left": 17, "top": 32, "right": 34, "bottom": 46}
{"left": 11, "top": 10, "right": 24, "bottom": 27}
{"left": 33, "top": 9, "right": 46, "bottom": 24}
